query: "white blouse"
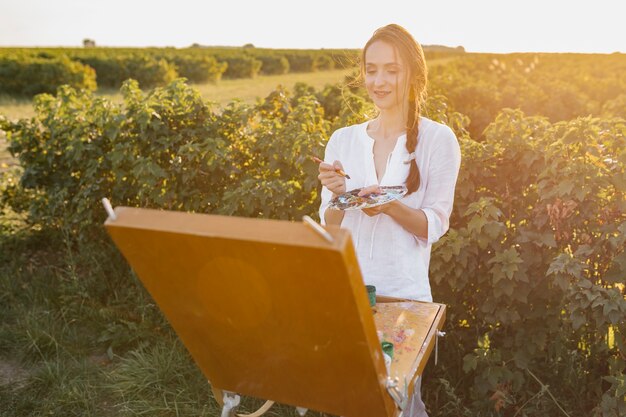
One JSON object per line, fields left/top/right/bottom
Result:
{"left": 319, "top": 117, "right": 461, "bottom": 302}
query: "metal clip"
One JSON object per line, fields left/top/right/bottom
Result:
{"left": 221, "top": 392, "right": 241, "bottom": 417}
{"left": 435, "top": 330, "right": 446, "bottom": 366}
{"left": 386, "top": 377, "right": 409, "bottom": 410}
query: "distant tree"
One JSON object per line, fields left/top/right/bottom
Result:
{"left": 243, "top": 43, "right": 255, "bottom": 49}
{"left": 83, "top": 38, "right": 96, "bottom": 48}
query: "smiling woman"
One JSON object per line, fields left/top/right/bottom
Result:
{"left": 317, "top": 24, "right": 461, "bottom": 417}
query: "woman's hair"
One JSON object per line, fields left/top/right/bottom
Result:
{"left": 354, "top": 24, "right": 428, "bottom": 194}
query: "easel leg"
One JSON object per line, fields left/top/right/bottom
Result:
{"left": 210, "top": 382, "right": 224, "bottom": 407}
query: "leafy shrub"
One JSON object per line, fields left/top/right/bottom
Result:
{"left": 258, "top": 55, "right": 290, "bottom": 75}
{"left": 0, "top": 54, "right": 96, "bottom": 96}
{"left": 220, "top": 55, "right": 262, "bottom": 79}
{"left": 284, "top": 53, "right": 317, "bottom": 72}
{"left": 79, "top": 55, "right": 178, "bottom": 89}
{"left": 428, "top": 110, "right": 626, "bottom": 416}
{"left": 314, "top": 54, "right": 335, "bottom": 71}
{"left": 171, "top": 55, "right": 227, "bottom": 83}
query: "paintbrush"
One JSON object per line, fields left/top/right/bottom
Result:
{"left": 310, "top": 156, "right": 351, "bottom": 179}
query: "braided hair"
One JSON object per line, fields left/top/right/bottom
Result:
{"left": 356, "top": 24, "right": 428, "bottom": 194}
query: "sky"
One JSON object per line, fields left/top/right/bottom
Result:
{"left": 1, "top": 0, "right": 624, "bottom": 53}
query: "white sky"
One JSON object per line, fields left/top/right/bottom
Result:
{"left": 0, "top": 0, "right": 624, "bottom": 53}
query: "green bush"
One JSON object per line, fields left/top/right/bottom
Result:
{"left": 314, "top": 54, "right": 335, "bottom": 71}
{"left": 0, "top": 54, "right": 96, "bottom": 96}
{"left": 220, "top": 55, "right": 262, "bottom": 79}
{"left": 258, "top": 55, "right": 290, "bottom": 75}
{"left": 79, "top": 55, "right": 178, "bottom": 89}
{"left": 171, "top": 55, "right": 227, "bottom": 83}
{"left": 284, "top": 53, "right": 316, "bottom": 72}
{"left": 429, "top": 110, "right": 625, "bottom": 416}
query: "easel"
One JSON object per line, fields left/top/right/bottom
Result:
{"left": 102, "top": 200, "right": 445, "bottom": 417}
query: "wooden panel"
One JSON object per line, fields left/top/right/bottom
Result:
{"left": 105, "top": 207, "right": 397, "bottom": 417}
{"left": 373, "top": 302, "right": 446, "bottom": 396}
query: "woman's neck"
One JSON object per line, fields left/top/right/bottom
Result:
{"left": 370, "top": 109, "right": 407, "bottom": 140}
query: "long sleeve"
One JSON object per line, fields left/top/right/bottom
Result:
{"left": 419, "top": 126, "right": 461, "bottom": 244}
{"left": 318, "top": 129, "right": 342, "bottom": 226}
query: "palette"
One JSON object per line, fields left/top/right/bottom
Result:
{"left": 329, "top": 186, "right": 407, "bottom": 210}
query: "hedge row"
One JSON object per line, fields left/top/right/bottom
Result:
{"left": 0, "top": 55, "right": 96, "bottom": 95}
{"left": 0, "top": 45, "right": 474, "bottom": 96}
{"left": 0, "top": 47, "right": 363, "bottom": 95}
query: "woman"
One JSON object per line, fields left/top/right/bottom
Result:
{"left": 317, "top": 24, "right": 461, "bottom": 417}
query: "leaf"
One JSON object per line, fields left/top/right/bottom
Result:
{"left": 557, "top": 179, "right": 575, "bottom": 196}
{"left": 463, "top": 354, "right": 478, "bottom": 373}
{"left": 608, "top": 309, "right": 623, "bottom": 325}
{"left": 571, "top": 311, "right": 586, "bottom": 330}
{"left": 467, "top": 215, "right": 487, "bottom": 234}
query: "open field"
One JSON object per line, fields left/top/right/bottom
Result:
{"left": 0, "top": 66, "right": 377, "bottom": 122}
{"left": 0, "top": 68, "right": 352, "bottom": 121}
{"left": 0, "top": 57, "right": 456, "bottom": 122}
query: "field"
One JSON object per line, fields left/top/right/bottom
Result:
{"left": 0, "top": 68, "right": 351, "bottom": 121}
{"left": 0, "top": 50, "right": 625, "bottom": 417}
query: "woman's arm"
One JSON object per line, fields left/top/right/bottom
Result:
{"left": 360, "top": 196, "right": 428, "bottom": 239}
{"left": 383, "top": 202, "right": 428, "bottom": 239}
{"left": 318, "top": 130, "right": 348, "bottom": 226}
{"left": 361, "top": 127, "right": 461, "bottom": 243}
{"left": 324, "top": 202, "right": 345, "bottom": 226}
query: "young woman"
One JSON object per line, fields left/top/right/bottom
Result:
{"left": 317, "top": 24, "right": 461, "bottom": 417}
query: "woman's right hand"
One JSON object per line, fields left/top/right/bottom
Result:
{"left": 318, "top": 160, "right": 347, "bottom": 196}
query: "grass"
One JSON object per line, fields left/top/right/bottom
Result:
{"left": 0, "top": 222, "right": 336, "bottom": 416}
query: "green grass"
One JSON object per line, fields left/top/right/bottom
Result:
{"left": 0, "top": 224, "right": 335, "bottom": 416}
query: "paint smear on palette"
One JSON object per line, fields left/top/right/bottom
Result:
{"left": 374, "top": 302, "right": 438, "bottom": 361}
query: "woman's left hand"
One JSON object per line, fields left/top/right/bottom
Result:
{"left": 359, "top": 185, "right": 386, "bottom": 217}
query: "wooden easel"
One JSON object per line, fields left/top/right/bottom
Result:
{"left": 103, "top": 202, "right": 445, "bottom": 417}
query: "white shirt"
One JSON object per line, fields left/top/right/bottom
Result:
{"left": 319, "top": 117, "right": 461, "bottom": 302}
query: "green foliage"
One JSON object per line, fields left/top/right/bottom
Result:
{"left": 79, "top": 54, "right": 178, "bottom": 89}
{"left": 258, "top": 54, "right": 290, "bottom": 75}
{"left": 1, "top": 54, "right": 625, "bottom": 416}
{"left": 0, "top": 54, "right": 96, "bottom": 96}
{"left": 429, "top": 110, "right": 625, "bottom": 416}
{"left": 429, "top": 53, "right": 626, "bottom": 139}
{"left": 171, "top": 54, "right": 228, "bottom": 83}
{"left": 284, "top": 52, "right": 317, "bottom": 72}
{"left": 220, "top": 55, "right": 263, "bottom": 79}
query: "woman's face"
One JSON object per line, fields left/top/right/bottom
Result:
{"left": 364, "top": 40, "right": 408, "bottom": 112}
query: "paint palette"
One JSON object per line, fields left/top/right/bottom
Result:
{"left": 329, "top": 186, "right": 407, "bottom": 211}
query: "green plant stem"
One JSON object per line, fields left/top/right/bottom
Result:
{"left": 526, "top": 369, "right": 572, "bottom": 417}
